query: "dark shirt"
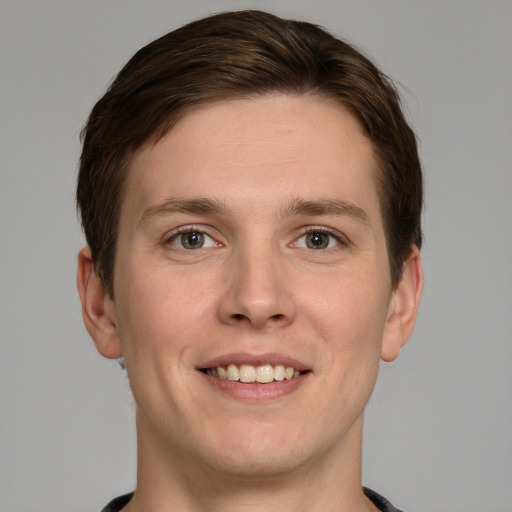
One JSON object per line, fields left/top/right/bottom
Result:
{"left": 101, "top": 487, "right": 404, "bottom": 512}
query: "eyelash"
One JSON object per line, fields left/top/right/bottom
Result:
{"left": 293, "top": 227, "right": 350, "bottom": 250}
{"left": 163, "top": 225, "right": 350, "bottom": 250}
{"left": 164, "top": 225, "right": 219, "bottom": 248}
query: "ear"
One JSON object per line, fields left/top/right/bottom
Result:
{"left": 77, "top": 246, "right": 123, "bottom": 359}
{"left": 381, "top": 246, "right": 424, "bottom": 362}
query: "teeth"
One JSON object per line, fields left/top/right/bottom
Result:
{"left": 285, "top": 367, "right": 295, "bottom": 380}
{"left": 256, "top": 364, "right": 274, "bottom": 383}
{"left": 207, "top": 363, "right": 304, "bottom": 383}
{"left": 240, "top": 364, "right": 256, "bottom": 383}
{"left": 274, "top": 364, "right": 285, "bottom": 381}
{"left": 227, "top": 364, "right": 239, "bottom": 381}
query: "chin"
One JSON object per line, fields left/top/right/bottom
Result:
{"left": 189, "top": 422, "right": 323, "bottom": 480}
{"left": 203, "top": 444, "right": 309, "bottom": 480}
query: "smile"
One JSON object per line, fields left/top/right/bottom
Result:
{"left": 202, "top": 364, "right": 306, "bottom": 383}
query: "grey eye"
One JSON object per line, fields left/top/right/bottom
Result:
{"left": 298, "top": 231, "right": 336, "bottom": 249}
{"left": 181, "top": 231, "right": 204, "bottom": 249}
{"left": 305, "top": 232, "right": 330, "bottom": 249}
{"left": 171, "top": 231, "right": 215, "bottom": 249}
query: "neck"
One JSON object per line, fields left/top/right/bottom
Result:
{"left": 123, "top": 411, "right": 378, "bottom": 512}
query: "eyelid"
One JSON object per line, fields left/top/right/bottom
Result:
{"left": 163, "top": 225, "right": 221, "bottom": 246}
{"left": 292, "top": 226, "right": 351, "bottom": 248}
{"left": 161, "top": 224, "right": 350, "bottom": 249}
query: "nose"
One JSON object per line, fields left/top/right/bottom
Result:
{"left": 218, "top": 244, "right": 296, "bottom": 329}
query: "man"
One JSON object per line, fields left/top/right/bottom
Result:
{"left": 77, "top": 10, "right": 423, "bottom": 512}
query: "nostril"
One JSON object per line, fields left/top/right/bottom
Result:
{"left": 231, "top": 313, "right": 284, "bottom": 322}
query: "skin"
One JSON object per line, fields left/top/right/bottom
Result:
{"left": 78, "top": 94, "right": 423, "bottom": 512}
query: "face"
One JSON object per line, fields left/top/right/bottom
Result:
{"left": 94, "top": 95, "right": 410, "bottom": 478}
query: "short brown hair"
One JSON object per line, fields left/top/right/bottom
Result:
{"left": 77, "top": 10, "right": 422, "bottom": 296}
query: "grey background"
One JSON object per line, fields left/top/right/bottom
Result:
{"left": 1, "top": 1, "right": 511, "bottom": 511}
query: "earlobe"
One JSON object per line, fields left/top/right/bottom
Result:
{"left": 381, "top": 246, "right": 424, "bottom": 362}
{"left": 77, "top": 246, "right": 123, "bottom": 359}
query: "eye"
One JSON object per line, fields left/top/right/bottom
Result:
{"left": 294, "top": 230, "right": 341, "bottom": 250}
{"left": 170, "top": 230, "right": 216, "bottom": 249}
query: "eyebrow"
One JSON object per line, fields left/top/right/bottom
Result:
{"left": 282, "top": 197, "right": 371, "bottom": 226}
{"left": 139, "top": 196, "right": 370, "bottom": 227}
{"left": 139, "top": 197, "right": 226, "bottom": 224}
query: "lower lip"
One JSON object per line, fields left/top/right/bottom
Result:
{"left": 199, "top": 372, "right": 310, "bottom": 402}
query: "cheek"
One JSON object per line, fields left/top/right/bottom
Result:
{"left": 113, "top": 271, "right": 197, "bottom": 406}
{"left": 305, "top": 269, "right": 389, "bottom": 336}
{"left": 115, "top": 264, "right": 217, "bottom": 356}
{"left": 301, "top": 270, "right": 390, "bottom": 381}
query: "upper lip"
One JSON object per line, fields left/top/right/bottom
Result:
{"left": 197, "top": 352, "right": 310, "bottom": 372}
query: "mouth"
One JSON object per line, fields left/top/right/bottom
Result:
{"left": 200, "top": 363, "right": 309, "bottom": 384}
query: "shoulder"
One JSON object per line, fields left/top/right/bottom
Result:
{"left": 99, "top": 493, "right": 133, "bottom": 512}
{"left": 363, "top": 487, "right": 405, "bottom": 512}
{"left": 100, "top": 489, "right": 402, "bottom": 512}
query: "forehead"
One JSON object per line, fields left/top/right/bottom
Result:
{"left": 123, "top": 94, "right": 381, "bottom": 224}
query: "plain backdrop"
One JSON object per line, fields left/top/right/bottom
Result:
{"left": 1, "top": 1, "right": 511, "bottom": 511}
